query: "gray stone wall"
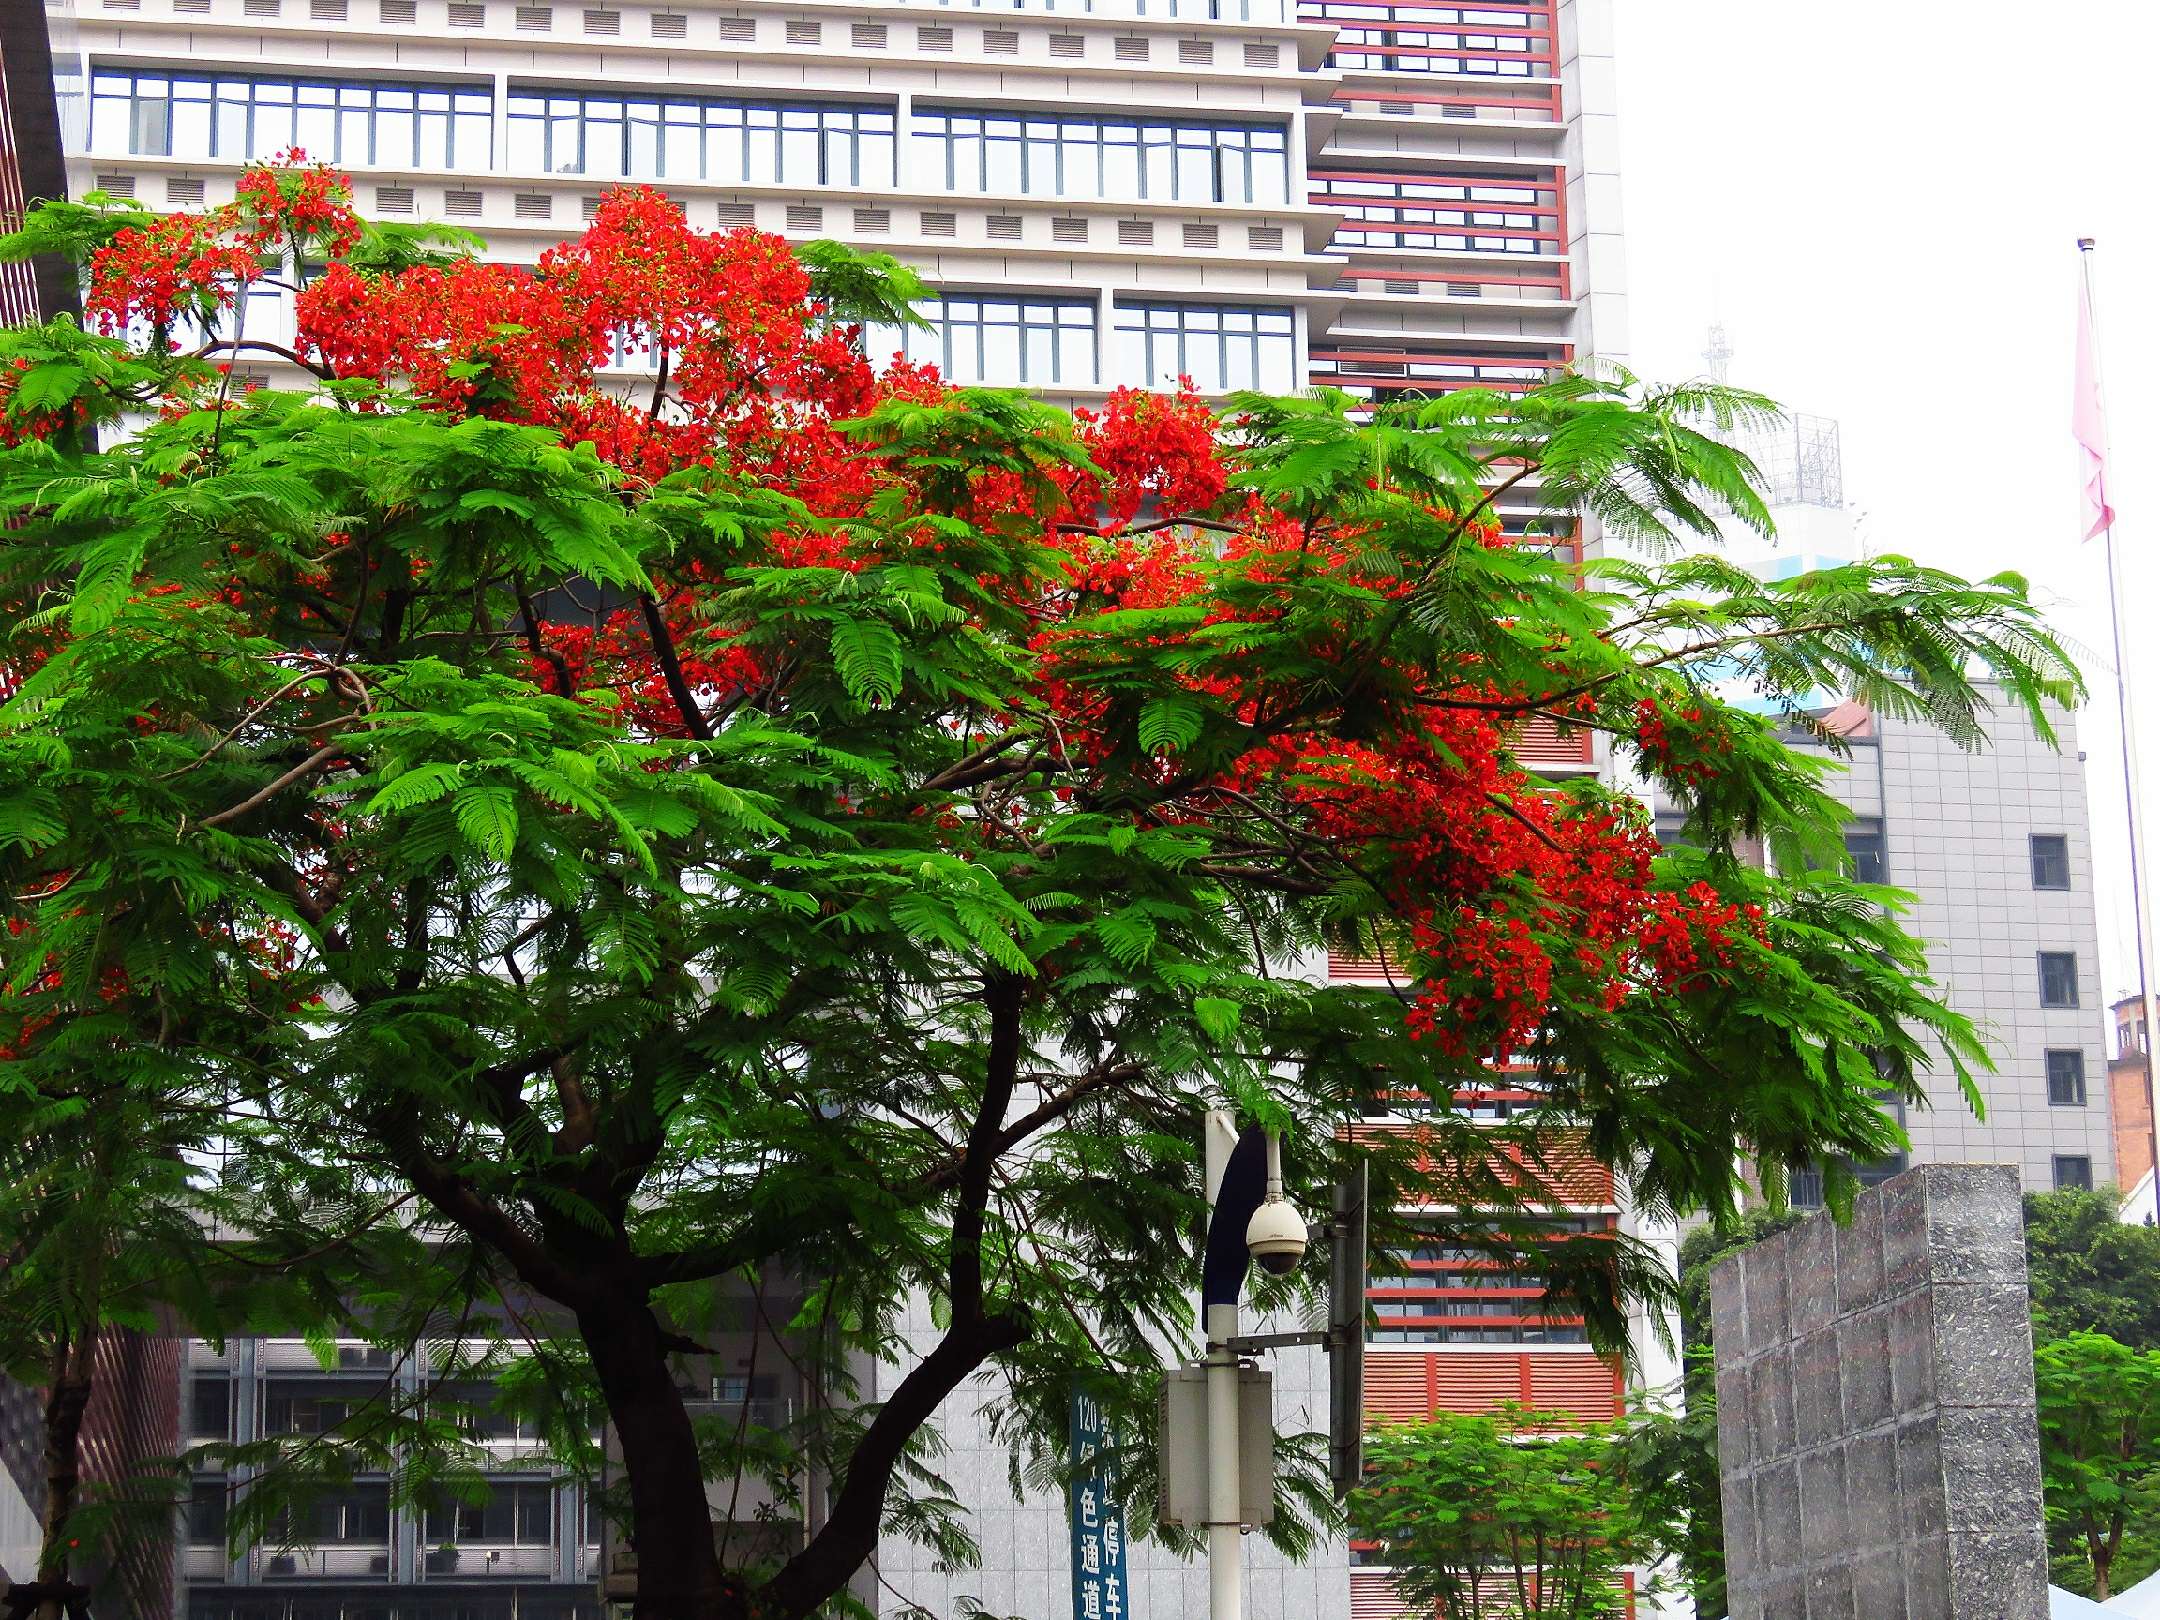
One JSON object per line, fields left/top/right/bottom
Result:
{"left": 1708, "top": 1163, "right": 2045, "bottom": 1620}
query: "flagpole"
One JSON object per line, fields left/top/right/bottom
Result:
{"left": 2078, "top": 236, "right": 2160, "bottom": 1214}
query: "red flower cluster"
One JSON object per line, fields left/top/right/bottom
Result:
{"left": 61, "top": 157, "right": 1775, "bottom": 1068}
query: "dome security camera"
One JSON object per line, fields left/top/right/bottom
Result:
{"left": 1245, "top": 1197, "right": 1308, "bottom": 1276}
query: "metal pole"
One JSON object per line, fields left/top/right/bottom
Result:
{"left": 2079, "top": 237, "right": 2160, "bottom": 1209}
{"left": 1203, "top": 1111, "right": 1242, "bottom": 1620}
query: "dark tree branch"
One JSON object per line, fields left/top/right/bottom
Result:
{"left": 637, "top": 592, "right": 714, "bottom": 741}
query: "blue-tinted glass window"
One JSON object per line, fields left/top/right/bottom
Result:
{"left": 2046, "top": 1048, "right": 2088, "bottom": 1106}
{"left": 506, "top": 91, "right": 893, "bottom": 187}
{"left": 90, "top": 71, "right": 491, "bottom": 168}
{"left": 871, "top": 296, "right": 1097, "bottom": 387}
{"left": 1114, "top": 302, "right": 1294, "bottom": 393}
{"left": 912, "top": 109, "right": 1286, "bottom": 205}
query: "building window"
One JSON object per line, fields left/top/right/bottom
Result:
{"left": 506, "top": 91, "right": 895, "bottom": 187}
{"left": 1652, "top": 811, "right": 1693, "bottom": 849}
{"left": 2054, "top": 1154, "right": 2095, "bottom": 1192}
{"left": 424, "top": 1481, "right": 556, "bottom": 1545}
{"left": 261, "top": 1381, "right": 362, "bottom": 1436}
{"left": 1114, "top": 302, "right": 1295, "bottom": 394}
{"left": 2046, "top": 1048, "right": 2088, "bottom": 1107}
{"left": 277, "top": 1485, "right": 391, "bottom": 1544}
{"left": 2039, "top": 951, "right": 2081, "bottom": 1008}
{"left": 187, "top": 1480, "right": 228, "bottom": 1546}
{"left": 2030, "top": 833, "right": 2071, "bottom": 890}
{"left": 1843, "top": 817, "right": 1887, "bottom": 884}
{"left": 870, "top": 296, "right": 1097, "bottom": 388}
{"left": 189, "top": 1376, "right": 231, "bottom": 1440}
{"left": 911, "top": 109, "right": 1288, "bottom": 206}
{"left": 90, "top": 71, "right": 492, "bottom": 169}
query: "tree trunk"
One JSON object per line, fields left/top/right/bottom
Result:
{"left": 578, "top": 1293, "right": 741, "bottom": 1620}
{"left": 34, "top": 1325, "right": 97, "bottom": 1620}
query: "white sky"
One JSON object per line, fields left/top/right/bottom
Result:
{"left": 1612, "top": 0, "right": 2160, "bottom": 1008}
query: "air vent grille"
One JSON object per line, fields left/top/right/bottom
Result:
{"left": 448, "top": 2, "right": 484, "bottom": 25}
{"left": 1379, "top": 100, "right": 1414, "bottom": 116}
{"left": 986, "top": 214, "right": 1023, "bottom": 241}
{"left": 1244, "top": 42, "right": 1281, "bottom": 68}
{"left": 1052, "top": 217, "right": 1088, "bottom": 245}
{"left": 515, "top": 5, "right": 551, "bottom": 29}
{"left": 714, "top": 202, "right": 755, "bottom": 227}
{"left": 310, "top": 0, "right": 347, "bottom": 18}
{"left": 376, "top": 185, "right": 415, "bottom": 214}
{"left": 921, "top": 210, "right": 957, "bottom": 238}
{"left": 651, "top": 11, "right": 685, "bottom": 36}
{"left": 1182, "top": 223, "right": 1219, "bottom": 250}
{"left": 581, "top": 194, "right": 605, "bottom": 220}
{"left": 851, "top": 22, "right": 885, "bottom": 47}
{"left": 93, "top": 174, "right": 136, "bottom": 199}
{"left": 1178, "top": 39, "right": 1212, "bottom": 65}
{"left": 515, "top": 193, "right": 553, "bottom": 221}
{"left": 1441, "top": 103, "right": 1478, "bottom": 119}
{"left": 1049, "top": 33, "right": 1083, "bottom": 58}
{"left": 785, "top": 19, "right": 820, "bottom": 44}
{"left": 718, "top": 15, "right": 754, "bottom": 40}
{"left": 444, "top": 189, "right": 483, "bottom": 218}
{"left": 1116, "top": 219, "right": 1153, "bottom": 247}
{"left": 584, "top": 8, "right": 620, "bottom": 34}
{"left": 101, "top": 0, "right": 142, "bottom": 10}
{"left": 853, "top": 207, "right": 890, "bottom": 233}
{"left": 785, "top": 204, "right": 824, "bottom": 233}
{"left": 166, "top": 178, "right": 207, "bottom": 206}
{"left": 918, "top": 24, "right": 952, "bottom": 50}
{"left": 1246, "top": 225, "right": 1282, "bottom": 251}
{"left": 1113, "top": 36, "right": 1148, "bottom": 62}
{"left": 242, "top": 0, "right": 281, "bottom": 15}
{"left": 984, "top": 28, "right": 1019, "bottom": 53}
{"left": 379, "top": 0, "right": 415, "bottom": 19}
{"left": 175, "top": 0, "right": 212, "bottom": 11}
{"left": 1384, "top": 279, "right": 1417, "bottom": 295}
{"left": 1447, "top": 281, "right": 1481, "bottom": 297}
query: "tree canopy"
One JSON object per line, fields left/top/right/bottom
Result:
{"left": 0, "top": 158, "right": 2084, "bottom": 1618}
{"left": 2025, "top": 1187, "right": 2160, "bottom": 1351}
{"left": 1353, "top": 1404, "right": 1676, "bottom": 1619}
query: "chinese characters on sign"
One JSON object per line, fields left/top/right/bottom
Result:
{"left": 1070, "top": 1388, "right": 1131, "bottom": 1620}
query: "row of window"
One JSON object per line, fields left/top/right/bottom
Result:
{"left": 909, "top": 111, "right": 1289, "bottom": 205}
{"left": 870, "top": 297, "right": 1296, "bottom": 392}
{"left": 189, "top": 1481, "right": 573, "bottom": 1550}
{"left": 189, "top": 1597, "right": 599, "bottom": 1620}
{"left": 1658, "top": 821, "right": 2082, "bottom": 898}
{"left": 191, "top": 1377, "right": 539, "bottom": 1441}
{"left": 89, "top": 71, "right": 1293, "bottom": 207}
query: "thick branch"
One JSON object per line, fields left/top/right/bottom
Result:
{"left": 198, "top": 742, "right": 348, "bottom": 829}
{"left": 637, "top": 592, "right": 713, "bottom": 741}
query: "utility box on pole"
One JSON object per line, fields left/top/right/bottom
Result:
{"left": 1156, "top": 1364, "right": 1276, "bottom": 1529}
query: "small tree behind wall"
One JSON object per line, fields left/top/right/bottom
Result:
{"left": 1351, "top": 1404, "right": 1675, "bottom": 1620}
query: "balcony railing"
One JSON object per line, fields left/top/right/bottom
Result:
{"left": 1306, "top": 346, "right": 1562, "bottom": 397}
{"left": 1304, "top": 0, "right": 1562, "bottom": 121}
{"left": 1312, "top": 166, "right": 1565, "bottom": 259}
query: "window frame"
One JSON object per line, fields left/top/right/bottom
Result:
{"left": 2045, "top": 1047, "right": 2088, "bottom": 1107}
{"left": 2030, "top": 833, "right": 2072, "bottom": 890}
{"left": 2038, "top": 950, "right": 2081, "bottom": 1009}
{"left": 90, "top": 69, "right": 491, "bottom": 169}
{"left": 1112, "top": 300, "right": 1296, "bottom": 394}
{"left": 505, "top": 88, "right": 895, "bottom": 187}
{"left": 2053, "top": 1154, "right": 2094, "bottom": 1192}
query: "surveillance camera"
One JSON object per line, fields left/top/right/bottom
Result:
{"left": 1246, "top": 1197, "right": 1308, "bottom": 1277}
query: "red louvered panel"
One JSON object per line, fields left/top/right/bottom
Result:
{"left": 1428, "top": 1353, "right": 1525, "bottom": 1415}
{"left": 1512, "top": 712, "right": 1592, "bottom": 767}
{"left": 1488, "top": 1132, "right": 1614, "bottom": 1206}
{"left": 1525, "top": 1352, "right": 1625, "bottom": 1423}
{"left": 1362, "top": 1353, "right": 1434, "bottom": 1423}
{"left": 1327, "top": 947, "right": 1402, "bottom": 983}
{"left": 1350, "top": 1570, "right": 1412, "bottom": 1620}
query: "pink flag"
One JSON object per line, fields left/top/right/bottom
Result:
{"left": 2076, "top": 255, "right": 2116, "bottom": 541}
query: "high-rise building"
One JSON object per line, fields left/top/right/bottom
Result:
{"left": 34, "top": 0, "right": 1629, "bottom": 1613}
{"left": 1688, "top": 391, "right": 2118, "bottom": 1208}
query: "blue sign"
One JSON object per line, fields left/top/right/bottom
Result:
{"left": 1069, "top": 1388, "right": 1131, "bottom": 1620}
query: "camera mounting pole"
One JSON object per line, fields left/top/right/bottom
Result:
{"left": 1200, "top": 1111, "right": 1268, "bottom": 1620}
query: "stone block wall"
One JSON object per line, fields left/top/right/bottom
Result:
{"left": 1707, "top": 1163, "right": 2046, "bottom": 1620}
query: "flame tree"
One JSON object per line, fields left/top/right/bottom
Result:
{"left": 0, "top": 161, "right": 2079, "bottom": 1617}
